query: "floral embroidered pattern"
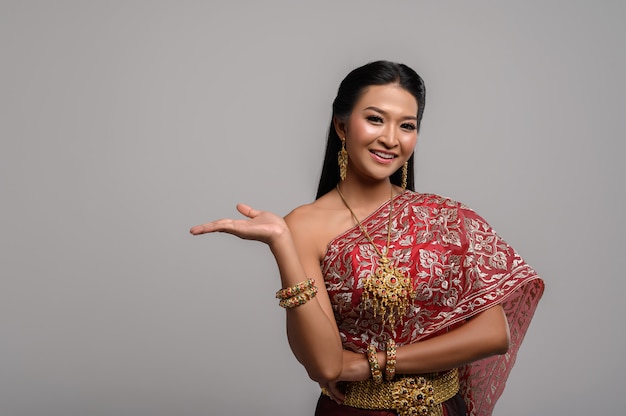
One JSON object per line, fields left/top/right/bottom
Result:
{"left": 322, "top": 191, "right": 544, "bottom": 416}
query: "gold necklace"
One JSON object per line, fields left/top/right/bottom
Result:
{"left": 336, "top": 185, "right": 414, "bottom": 327}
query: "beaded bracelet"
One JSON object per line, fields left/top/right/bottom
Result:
{"left": 385, "top": 339, "right": 397, "bottom": 381}
{"left": 276, "top": 279, "right": 315, "bottom": 300}
{"left": 278, "top": 286, "right": 318, "bottom": 309}
{"left": 366, "top": 344, "right": 383, "bottom": 383}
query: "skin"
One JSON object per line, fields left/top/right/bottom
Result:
{"left": 190, "top": 83, "right": 510, "bottom": 405}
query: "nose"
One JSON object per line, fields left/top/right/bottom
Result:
{"left": 379, "top": 125, "right": 398, "bottom": 148}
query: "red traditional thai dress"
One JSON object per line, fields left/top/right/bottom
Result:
{"left": 315, "top": 191, "right": 544, "bottom": 416}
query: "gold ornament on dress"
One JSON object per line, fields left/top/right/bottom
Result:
{"left": 338, "top": 138, "right": 348, "bottom": 181}
{"left": 336, "top": 184, "right": 415, "bottom": 327}
{"left": 321, "top": 368, "right": 459, "bottom": 416}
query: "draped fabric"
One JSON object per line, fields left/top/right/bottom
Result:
{"left": 322, "top": 191, "right": 544, "bottom": 416}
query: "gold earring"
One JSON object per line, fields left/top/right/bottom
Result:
{"left": 338, "top": 138, "right": 348, "bottom": 181}
{"left": 401, "top": 162, "right": 408, "bottom": 190}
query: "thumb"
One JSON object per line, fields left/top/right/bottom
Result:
{"left": 236, "top": 203, "right": 261, "bottom": 219}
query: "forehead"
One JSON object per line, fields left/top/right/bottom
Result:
{"left": 354, "top": 84, "right": 418, "bottom": 115}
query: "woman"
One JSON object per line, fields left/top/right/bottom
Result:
{"left": 190, "top": 61, "right": 544, "bottom": 416}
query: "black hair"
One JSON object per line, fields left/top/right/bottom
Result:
{"left": 315, "top": 60, "right": 426, "bottom": 199}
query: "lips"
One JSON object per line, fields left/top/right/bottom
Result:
{"left": 370, "top": 150, "right": 397, "bottom": 162}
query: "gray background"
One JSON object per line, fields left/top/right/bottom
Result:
{"left": 1, "top": 1, "right": 624, "bottom": 415}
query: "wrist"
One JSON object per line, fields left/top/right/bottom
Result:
{"left": 268, "top": 228, "right": 293, "bottom": 253}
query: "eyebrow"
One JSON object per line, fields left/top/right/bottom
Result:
{"left": 364, "top": 106, "right": 418, "bottom": 121}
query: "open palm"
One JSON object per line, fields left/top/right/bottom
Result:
{"left": 189, "top": 203, "right": 287, "bottom": 245}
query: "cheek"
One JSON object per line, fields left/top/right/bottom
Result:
{"left": 349, "top": 120, "right": 379, "bottom": 139}
{"left": 401, "top": 134, "right": 418, "bottom": 148}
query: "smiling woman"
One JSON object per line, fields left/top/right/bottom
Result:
{"left": 190, "top": 61, "right": 544, "bottom": 416}
{"left": 333, "top": 84, "right": 418, "bottom": 187}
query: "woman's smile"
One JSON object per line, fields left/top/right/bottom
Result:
{"left": 370, "top": 149, "right": 397, "bottom": 164}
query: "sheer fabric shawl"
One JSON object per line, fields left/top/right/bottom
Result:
{"left": 322, "top": 191, "right": 544, "bottom": 416}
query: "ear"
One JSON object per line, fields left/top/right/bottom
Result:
{"left": 333, "top": 116, "right": 347, "bottom": 140}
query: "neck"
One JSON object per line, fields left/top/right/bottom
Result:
{"left": 336, "top": 178, "right": 396, "bottom": 213}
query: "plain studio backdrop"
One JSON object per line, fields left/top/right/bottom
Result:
{"left": 1, "top": 1, "right": 624, "bottom": 415}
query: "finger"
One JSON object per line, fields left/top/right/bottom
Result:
{"left": 189, "top": 224, "right": 210, "bottom": 235}
{"left": 191, "top": 203, "right": 257, "bottom": 235}
{"left": 189, "top": 219, "right": 235, "bottom": 235}
{"left": 236, "top": 203, "right": 261, "bottom": 219}
{"left": 319, "top": 383, "right": 339, "bottom": 405}
{"left": 327, "top": 382, "right": 345, "bottom": 404}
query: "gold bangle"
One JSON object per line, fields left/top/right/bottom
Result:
{"left": 366, "top": 344, "right": 383, "bottom": 383}
{"left": 278, "top": 286, "right": 318, "bottom": 309}
{"left": 385, "top": 339, "right": 397, "bottom": 381}
{"left": 276, "top": 279, "right": 315, "bottom": 300}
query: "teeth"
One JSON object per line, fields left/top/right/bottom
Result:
{"left": 373, "top": 151, "right": 395, "bottom": 159}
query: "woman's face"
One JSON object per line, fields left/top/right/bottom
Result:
{"left": 336, "top": 83, "right": 418, "bottom": 184}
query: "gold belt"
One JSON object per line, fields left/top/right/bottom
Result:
{"left": 322, "top": 368, "right": 459, "bottom": 416}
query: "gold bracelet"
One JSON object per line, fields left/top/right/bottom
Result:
{"left": 275, "top": 279, "right": 315, "bottom": 300}
{"left": 385, "top": 339, "right": 397, "bottom": 381}
{"left": 366, "top": 344, "right": 383, "bottom": 383}
{"left": 278, "top": 286, "right": 318, "bottom": 309}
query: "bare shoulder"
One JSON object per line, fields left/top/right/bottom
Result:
{"left": 285, "top": 194, "right": 334, "bottom": 234}
{"left": 285, "top": 192, "right": 348, "bottom": 260}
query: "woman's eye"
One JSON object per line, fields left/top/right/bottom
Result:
{"left": 366, "top": 115, "right": 384, "bottom": 123}
{"left": 401, "top": 123, "right": 417, "bottom": 131}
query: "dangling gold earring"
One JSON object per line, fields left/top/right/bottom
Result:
{"left": 401, "top": 162, "right": 408, "bottom": 190}
{"left": 338, "top": 138, "right": 348, "bottom": 181}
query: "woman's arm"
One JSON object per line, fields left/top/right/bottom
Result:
{"left": 325, "top": 304, "right": 510, "bottom": 404}
{"left": 393, "top": 304, "right": 510, "bottom": 374}
{"left": 190, "top": 203, "right": 343, "bottom": 383}
{"left": 280, "top": 205, "right": 344, "bottom": 383}
{"left": 270, "top": 232, "right": 343, "bottom": 383}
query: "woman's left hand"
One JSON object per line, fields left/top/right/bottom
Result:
{"left": 319, "top": 349, "right": 373, "bottom": 404}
